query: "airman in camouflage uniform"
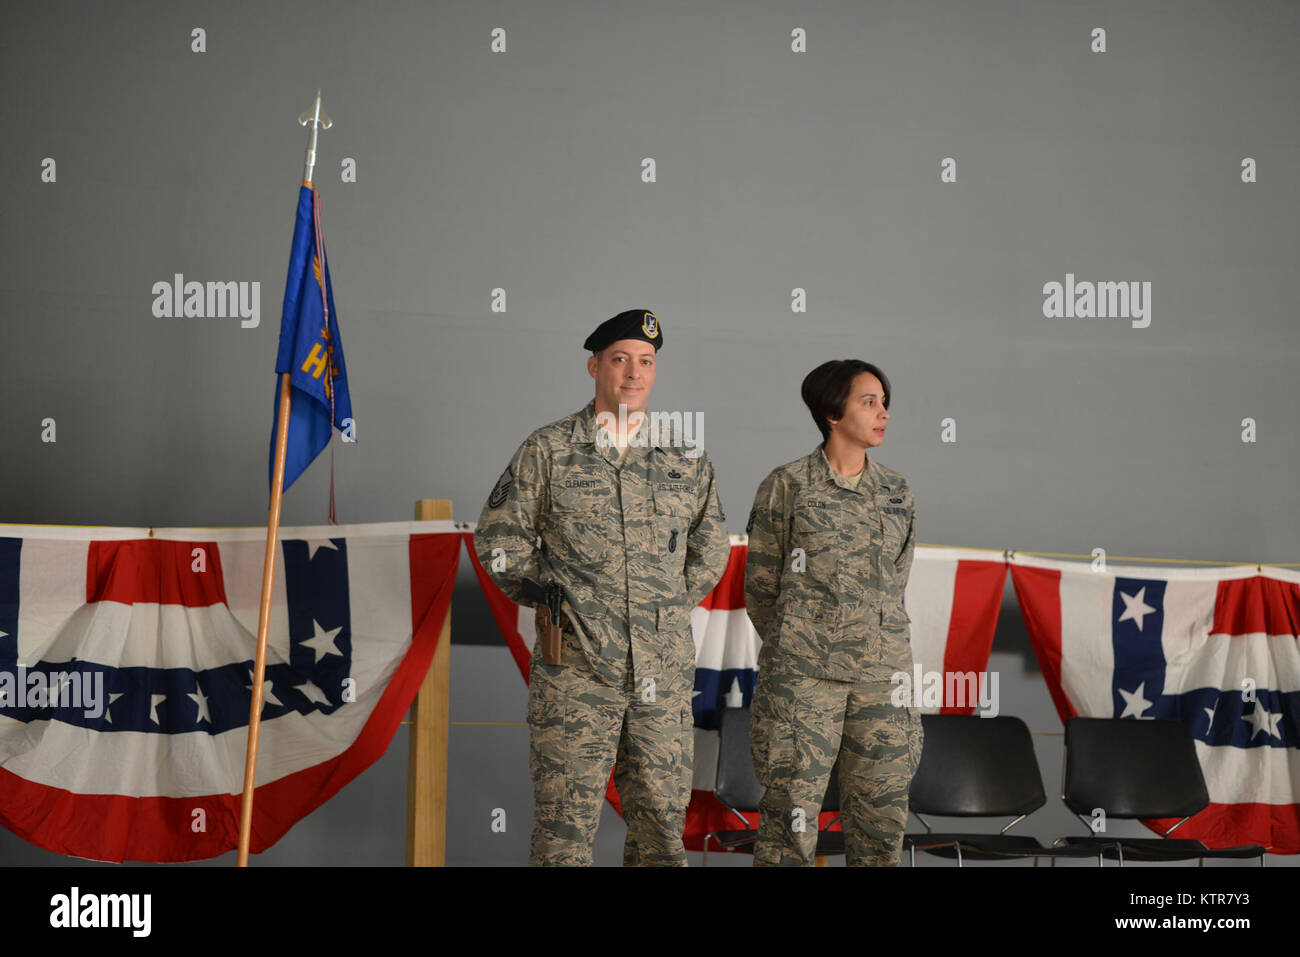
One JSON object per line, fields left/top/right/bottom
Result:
{"left": 475, "top": 309, "right": 730, "bottom": 866}
{"left": 745, "top": 359, "right": 924, "bottom": 866}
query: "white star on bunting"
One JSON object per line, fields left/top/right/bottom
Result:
{"left": 1243, "top": 705, "right": 1282, "bottom": 742}
{"left": 296, "top": 680, "right": 331, "bottom": 707}
{"left": 1117, "top": 587, "right": 1157, "bottom": 632}
{"left": 303, "top": 539, "right": 340, "bottom": 561}
{"left": 188, "top": 686, "right": 212, "bottom": 726}
{"left": 1117, "top": 682, "right": 1152, "bottom": 719}
{"left": 300, "top": 619, "right": 344, "bottom": 663}
{"left": 103, "top": 692, "right": 124, "bottom": 724}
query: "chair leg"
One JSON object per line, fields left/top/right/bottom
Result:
{"left": 955, "top": 841, "right": 963, "bottom": 868}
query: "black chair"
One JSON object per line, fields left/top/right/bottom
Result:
{"left": 702, "top": 706, "right": 844, "bottom": 865}
{"left": 812, "top": 762, "right": 845, "bottom": 860}
{"left": 1053, "top": 717, "right": 1267, "bottom": 865}
{"left": 904, "top": 714, "right": 1109, "bottom": 866}
{"left": 702, "top": 707, "right": 763, "bottom": 863}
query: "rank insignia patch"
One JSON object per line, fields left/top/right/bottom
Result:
{"left": 488, "top": 465, "right": 513, "bottom": 508}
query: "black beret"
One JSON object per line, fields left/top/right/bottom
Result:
{"left": 584, "top": 309, "right": 663, "bottom": 353}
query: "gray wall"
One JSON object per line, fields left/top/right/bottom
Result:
{"left": 1, "top": 0, "right": 1296, "bottom": 865}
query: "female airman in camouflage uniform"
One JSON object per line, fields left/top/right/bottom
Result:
{"left": 744, "top": 359, "right": 924, "bottom": 866}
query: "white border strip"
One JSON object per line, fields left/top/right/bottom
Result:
{"left": 1008, "top": 551, "right": 1300, "bottom": 584}
{"left": 0, "top": 520, "right": 462, "bottom": 542}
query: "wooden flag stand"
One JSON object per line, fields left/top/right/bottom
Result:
{"left": 406, "top": 498, "right": 452, "bottom": 865}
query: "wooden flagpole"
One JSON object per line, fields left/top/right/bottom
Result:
{"left": 237, "top": 371, "right": 293, "bottom": 866}
{"left": 237, "top": 91, "right": 332, "bottom": 867}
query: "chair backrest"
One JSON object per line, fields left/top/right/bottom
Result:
{"left": 714, "top": 707, "right": 765, "bottom": 811}
{"left": 1062, "top": 717, "right": 1209, "bottom": 819}
{"left": 908, "top": 714, "right": 1047, "bottom": 817}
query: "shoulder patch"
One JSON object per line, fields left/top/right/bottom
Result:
{"left": 487, "top": 465, "right": 513, "bottom": 508}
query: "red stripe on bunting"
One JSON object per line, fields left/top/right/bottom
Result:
{"left": 699, "top": 541, "right": 747, "bottom": 612}
{"left": 1148, "top": 802, "right": 1300, "bottom": 855}
{"left": 85, "top": 539, "right": 228, "bottom": 607}
{"left": 1212, "top": 575, "right": 1300, "bottom": 638}
{"left": 940, "top": 559, "right": 1007, "bottom": 714}
{"left": 1009, "top": 562, "right": 1076, "bottom": 724}
{"left": 460, "top": 532, "right": 532, "bottom": 683}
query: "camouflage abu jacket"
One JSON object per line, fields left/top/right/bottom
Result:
{"left": 744, "top": 445, "right": 917, "bottom": 682}
{"left": 474, "top": 399, "right": 730, "bottom": 691}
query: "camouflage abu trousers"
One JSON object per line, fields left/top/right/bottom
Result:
{"left": 526, "top": 643, "right": 694, "bottom": 866}
{"left": 750, "top": 669, "right": 924, "bottom": 866}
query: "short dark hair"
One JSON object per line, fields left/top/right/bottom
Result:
{"left": 800, "top": 359, "right": 891, "bottom": 443}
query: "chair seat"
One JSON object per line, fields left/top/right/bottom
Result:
{"left": 905, "top": 833, "right": 1044, "bottom": 860}
{"left": 1191, "top": 844, "right": 1267, "bottom": 858}
{"left": 906, "top": 833, "right": 1112, "bottom": 861}
{"left": 814, "top": 830, "right": 845, "bottom": 855}
{"left": 1057, "top": 835, "right": 1264, "bottom": 861}
{"left": 1060, "top": 835, "right": 1202, "bottom": 851}
{"left": 707, "top": 829, "right": 756, "bottom": 851}
{"left": 704, "top": 828, "right": 846, "bottom": 856}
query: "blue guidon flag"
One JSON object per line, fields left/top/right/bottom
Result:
{"left": 0, "top": 522, "right": 458, "bottom": 862}
{"left": 1011, "top": 554, "right": 1300, "bottom": 852}
{"left": 269, "top": 184, "right": 353, "bottom": 496}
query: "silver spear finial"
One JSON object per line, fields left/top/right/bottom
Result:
{"left": 298, "top": 89, "right": 333, "bottom": 185}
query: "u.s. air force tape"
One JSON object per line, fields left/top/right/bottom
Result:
{"left": 488, "top": 465, "right": 513, "bottom": 508}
